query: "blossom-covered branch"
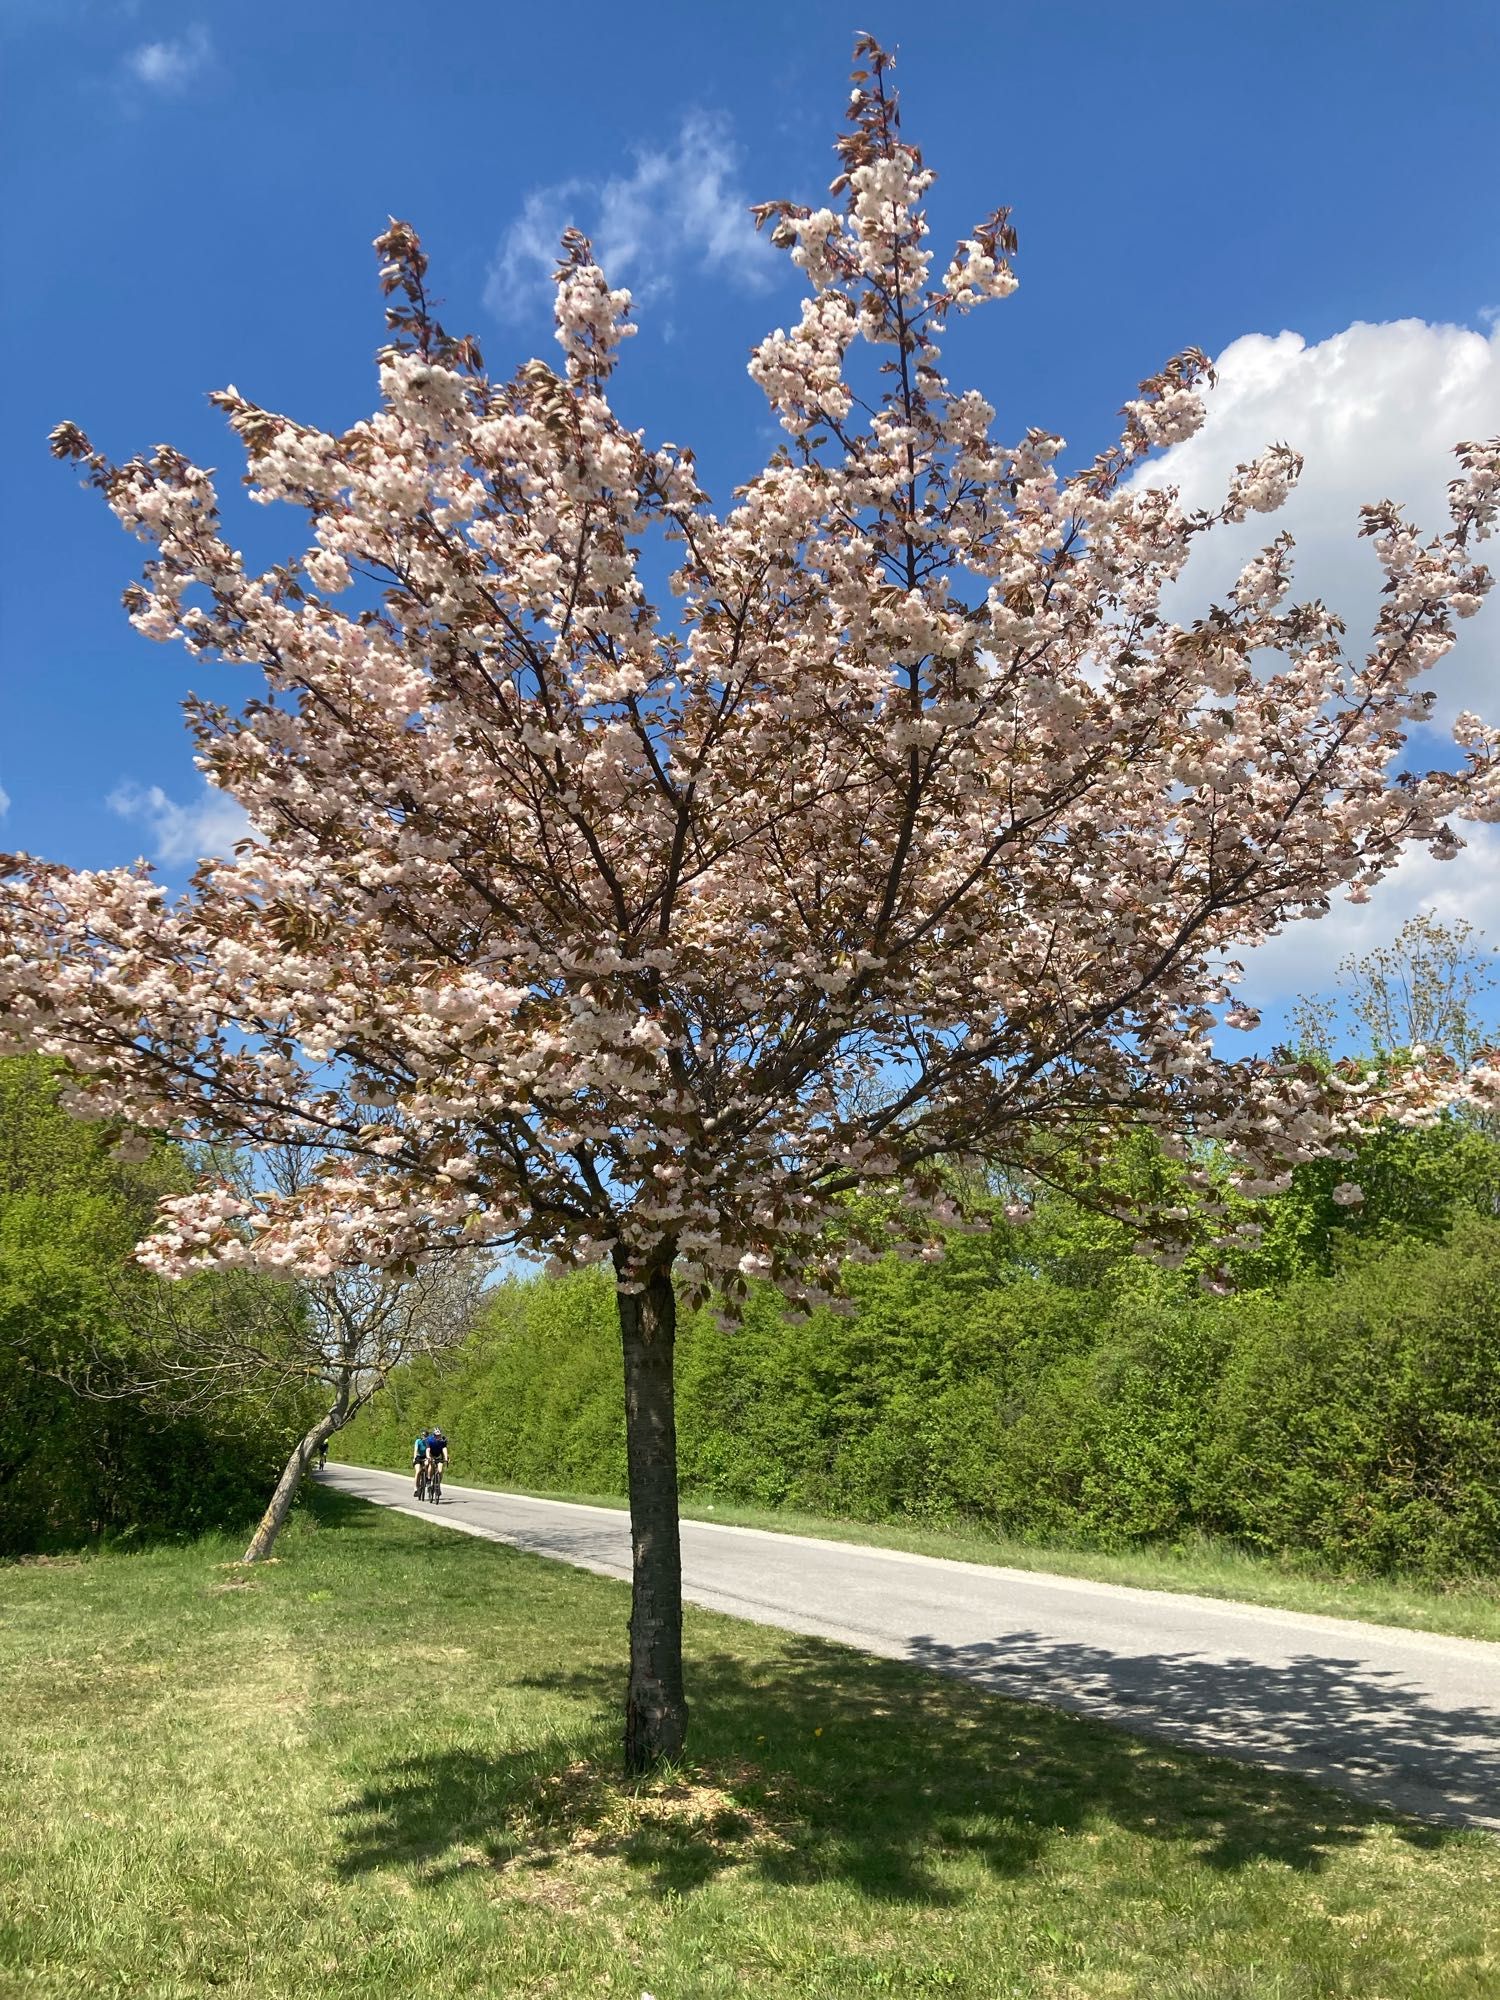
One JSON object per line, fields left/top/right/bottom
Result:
{"left": 8, "top": 72, "right": 1497, "bottom": 1295}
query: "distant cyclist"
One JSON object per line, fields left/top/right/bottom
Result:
{"left": 424, "top": 1428, "right": 449, "bottom": 1501}
{"left": 412, "top": 1428, "right": 430, "bottom": 1498}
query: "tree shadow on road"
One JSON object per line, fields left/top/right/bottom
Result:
{"left": 334, "top": 1629, "right": 1462, "bottom": 1906}
{"left": 902, "top": 1627, "right": 1500, "bottom": 1833}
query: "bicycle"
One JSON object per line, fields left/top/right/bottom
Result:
{"left": 426, "top": 1459, "right": 445, "bottom": 1504}
{"left": 413, "top": 1459, "right": 430, "bottom": 1502}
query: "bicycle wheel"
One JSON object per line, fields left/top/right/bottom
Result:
{"left": 429, "top": 1466, "right": 443, "bottom": 1504}
{"left": 414, "top": 1464, "right": 427, "bottom": 1502}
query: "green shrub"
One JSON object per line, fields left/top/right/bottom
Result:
{"left": 342, "top": 1222, "right": 1500, "bottom": 1580}
{"left": 0, "top": 1058, "right": 302, "bottom": 1554}
{"left": 338, "top": 1130, "right": 1500, "bottom": 1582}
{"left": 1199, "top": 1218, "right": 1500, "bottom": 1574}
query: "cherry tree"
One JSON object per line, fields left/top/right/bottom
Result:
{"left": 3, "top": 39, "right": 1498, "bottom": 1767}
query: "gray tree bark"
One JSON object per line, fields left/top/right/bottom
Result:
{"left": 241, "top": 1373, "right": 353, "bottom": 1564}
{"left": 616, "top": 1249, "right": 688, "bottom": 1773}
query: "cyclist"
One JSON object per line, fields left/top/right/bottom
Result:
{"left": 412, "top": 1428, "right": 430, "bottom": 1498}
{"left": 424, "top": 1427, "right": 450, "bottom": 1500}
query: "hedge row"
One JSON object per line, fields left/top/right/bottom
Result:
{"left": 338, "top": 1214, "right": 1500, "bottom": 1580}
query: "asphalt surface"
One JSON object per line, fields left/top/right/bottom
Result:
{"left": 320, "top": 1461, "right": 1500, "bottom": 1831}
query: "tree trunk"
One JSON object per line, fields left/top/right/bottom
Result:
{"left": 616, "top": 1248, "right": 688, "bottom": 1773}
{"left": 241, "top": 1382, "right": 350, "bottom": 1565}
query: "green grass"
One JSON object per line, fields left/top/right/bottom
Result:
{"left": 3, "top": 1491, "right": 1498, "bottom": 1999}
{"left": 336, "top": 1456, "right": 1500, "bottom": 1644}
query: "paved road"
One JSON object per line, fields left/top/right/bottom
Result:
{"left": 320, "top": 1462, "right": 1500, "bottom": 1831}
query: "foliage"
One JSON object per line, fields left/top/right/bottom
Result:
{"left": 1228, "top": 1114, "right": 1500, "bottom": 1284}
{"left": 1200, "top": 1215, "right": 1500, "bottom": 1575}
{"left": 343, "top": 1151, "right": 1500, "bottom": 1579}
{"left": 0, "top": 1057, "right": 302, "bottom": 1554}
{"left": 1293, "top": 912, "right": 1500, "bottom": 1067}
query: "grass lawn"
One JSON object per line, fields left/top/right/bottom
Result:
{"left": 3, "top": 1491, "right": 1497, "bottom": 2000}
{"left": 336, "top": 1455, "right": 1500, "bottom": 1644}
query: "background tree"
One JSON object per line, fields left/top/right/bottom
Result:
{"left": 92, "top": 1246, "right": 488, "bottom": 1564}
{"left": 1294, "top": 912, "right": 1500, "bottom": 1067}
{"left": 237, "top": 1256, "right": 486, "bottom": 1560}
{"left": 224, "top": 1141, "right": 493, "bottom": 1559}
{"left": 69, "top": 1141, "right": 492, "bottom": 1562}
{"left": 3, "top": 40, "right": 1498, "bottom": 1767}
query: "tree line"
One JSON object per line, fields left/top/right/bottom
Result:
{"left": 11, "top": 1025, "right": 1499, "bottom": 1583}
{"left": 0, "top": 1055, "right": 297, "bottom": 1553}
{"left": 338, "top": 1115, "right": 1500, "bottom": 1581}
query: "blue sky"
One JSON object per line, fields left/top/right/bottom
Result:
{"left": 3, "top": 0, "right": 1499, "bottom": 1040}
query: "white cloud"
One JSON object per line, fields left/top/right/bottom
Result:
{"left": 485, "top": 113, "right": 774, "bottom": 322}
{"left": 1136, "top": 317, "right": 1500, "bottom": 724}
{"left": 1235, "top": 825, "right": 1500, "bottom": 1006}
{"left": 0, "top": 783, "right": 10, "bottom": 819}
{"left": 1128, "top": 316, "right": 1500, "bottom": 1008}
{"left": 122, "top": 23, "right": 212, "bottom": 94}
{"left": 109, "top": 781, "right": 251, "bottom": 866}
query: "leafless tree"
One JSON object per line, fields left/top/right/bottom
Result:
{"left": 1294, "top": 913, "right": 1500, "bottom": 1066}
{"left": 74, "top": 1143, "right": 492, "bottom": 1560}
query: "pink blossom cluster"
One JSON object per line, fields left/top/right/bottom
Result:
{"left": 3, "top": 40, "right": 1499, "bottom": 1301}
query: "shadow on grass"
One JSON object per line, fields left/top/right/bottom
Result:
{"left": 334, "top": 1634, "right": 1456, "bottom": 1905}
